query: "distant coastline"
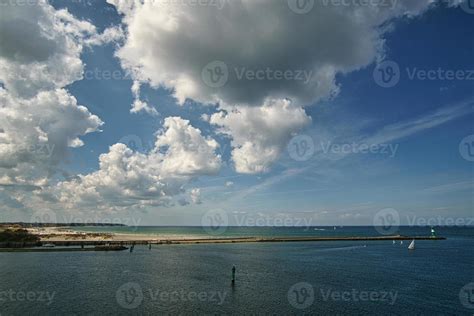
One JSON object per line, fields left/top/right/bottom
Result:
{"left": 1, "top": 223, "right": 449, "bottom": 247}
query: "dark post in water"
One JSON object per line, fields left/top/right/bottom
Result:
{"left": 231, "top": 265, "right": 236, "bottom": 285}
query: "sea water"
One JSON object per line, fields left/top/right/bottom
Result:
{"left": 0, "top": 227, "right": 473, "bottom": 315}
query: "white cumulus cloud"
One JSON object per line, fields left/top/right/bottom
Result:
{"left": 52, "top": 117, "right": 221, "bottom": 211}
{"left": 211, "top": 99, "right": 311, "bottom": 173}
{"left": 0, "top": 1, "right": 106, "bottom": 187}
{"left": 107, "top": 0, "right": 442, "bottom": 173}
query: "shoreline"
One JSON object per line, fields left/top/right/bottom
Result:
{"left": 19, "top": 227, "right": 447, "bottom": 246}
{"left": 36, "top": 235, "right": 445, "bottom": 246}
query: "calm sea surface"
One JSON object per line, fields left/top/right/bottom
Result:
{"left": 0, "top": 226, "right": 473, "bottom": 315}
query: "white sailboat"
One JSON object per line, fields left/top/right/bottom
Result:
{"left": 400, "top": 240, "right": 403, "bottom": 245}
{"left": 392, "top": 240, "right": 396, "bottom": 244}
{"left": 408, "top": 240, "right": 415, "bottom": 250}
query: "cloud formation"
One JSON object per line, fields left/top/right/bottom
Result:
{"left": 0, "top": 3, "right": 93, "bottom": 97}
{"left": 2, "top": 0, "right": 465, "bottom": 216}
{"left": 0, "top": 89, "right": 102, "bottom": 177}
{"left": 0, "top": 1, "right": 106, "bottom": 188}
{"left": 53, "top": 117, "right": 221, "bottom": 211}
{"left": 210, "top": 99, "right": 311, "bottom": 173}
{"left": 109, "top": 0, "right": 437, "bottom": 107}
{"left": 0, "top": 1, "right": 225, "bottom": 213}
{"left": 108, "top": 0, "right": 443, "bottom": 173}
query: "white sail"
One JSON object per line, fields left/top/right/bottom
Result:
{"left": 408, "top": 240, "right": 415, "bottom": 250}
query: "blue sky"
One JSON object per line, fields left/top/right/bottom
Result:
{"left": 0, "top": 0, "right": 472, "bottom": 226}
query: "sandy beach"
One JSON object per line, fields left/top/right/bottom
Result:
{"left": 27, "top": 227, "right": 204, "bottom": 242}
